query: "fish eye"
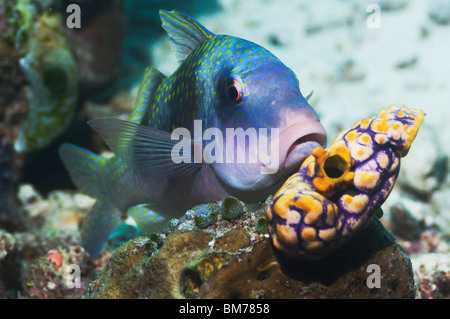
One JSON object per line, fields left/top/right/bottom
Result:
{"left": 224, "top": 78, "right": 243, "bottom": 104}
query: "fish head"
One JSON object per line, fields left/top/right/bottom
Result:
{"left": 202, "top": 37, "right": 327, "bottom": 192}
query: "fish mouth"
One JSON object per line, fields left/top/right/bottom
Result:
{"left": 275, "top": 120, "right": 327, "bottom": 172}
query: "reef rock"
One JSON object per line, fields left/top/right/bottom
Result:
{"left": 22, "top": 243, "right": 96, "bottom": 299}
{"left": 0, "top": 2, "right": 28, "bottom": 232}
{"left": 86, "top": 210, "right": 415, "bottom": 299}
{"left": 0, "top": 230, "right": 15, "bottom": 261}
{"left": 412, "top": 252, "right": 450, "bottom": 299}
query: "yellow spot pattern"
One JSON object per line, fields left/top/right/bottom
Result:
{"left": 340, "top": 194, "right": 369, "bottom": 214}
{"left": 301, "top": 227, "right": 316, "bottom": 242}
{"left": 276, "top": 224, "right": 299, "bottom": 247}
{"left": 267, "top": 105, "right": 424, "bottom": 260}
{"left": 354, "top": 171, "right": 380, "bottom": 189}
{"left": 296, "top": 197, "right": 322, "bottom": 225}
{"left": 319, "top": 228, "right": 337, "bottom": 242}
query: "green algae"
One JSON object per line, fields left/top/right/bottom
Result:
{"left": 221, "top": 196, "right": 244, "bottom": 220}
{"left": 255, "top": 217, "right": 268, "bottom": 234}
{"left": 183, "top": 252, "right": 233, "bottom": 298}
{"left": 194, "top": 201, "right": 220, "bottom": 229}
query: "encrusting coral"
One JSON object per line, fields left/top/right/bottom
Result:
{"left": 85, "top": 205, "right": 415, "bottom": 299}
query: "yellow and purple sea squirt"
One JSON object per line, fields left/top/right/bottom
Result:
{"left": 267, "top": 105, "right": 424, "bottom": 260}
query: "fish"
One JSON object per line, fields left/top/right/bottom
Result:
{"left": 59, "top": 10, "right": 326, "bottom": 257}
{"left": 267, "top": 105, "right": 424, "bottom": 260}
{"left": 15, "top": 11, "right": 78, "bottom": 152}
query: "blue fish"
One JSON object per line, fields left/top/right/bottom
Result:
{"left": 60, "top": 10, "right": 326, "bottom": 257}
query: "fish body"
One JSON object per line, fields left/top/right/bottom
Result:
{"left": 267, "top": 105, "right": 424, "bottom": 260}
{"left": 60, "top": 10, "right": 326, "bottom": 257}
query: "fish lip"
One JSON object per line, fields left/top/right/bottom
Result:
{"left": 275, "top": 119, "right": 326, "bottom": 171}
{"left": 280, "top": 140, "right": 322, "bottom": 171}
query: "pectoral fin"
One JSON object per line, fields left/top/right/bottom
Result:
{"left": 88, "top": 118, "right": 201, "bottom": 179}
{"left": 127, "top": 204, "right": 167, "bottom": 234}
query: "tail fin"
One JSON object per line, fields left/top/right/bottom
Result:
{"left": 59, "top": 143, "right": 121, "bottom": 257}
{"left": 82, "top": 201, "right": 121, "bottom": 257}
{"left": 59, "top": 143, "right": 104, "bottom": 198}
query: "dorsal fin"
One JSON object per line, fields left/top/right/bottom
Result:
{"left": 160, "top": 10, "right": 214, "bottom": 63}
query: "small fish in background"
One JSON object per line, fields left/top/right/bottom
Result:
{"left": 60, "top": 10, "right": 326, "bottom": 257}
{"left": 15, "top": 11, "right": 78, "bottom": 152}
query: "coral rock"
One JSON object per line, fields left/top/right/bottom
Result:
{"left": 23, "top": 244, "right": 96, "bottom": 299}
{"left": 86, "top": 218, "right": 415, "bottom": 299}
{"left": 412, "top": 253, "right": 450, "bottom": 299}
{"left": 0, "top": 230, "right": 15, "bottom": 261}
